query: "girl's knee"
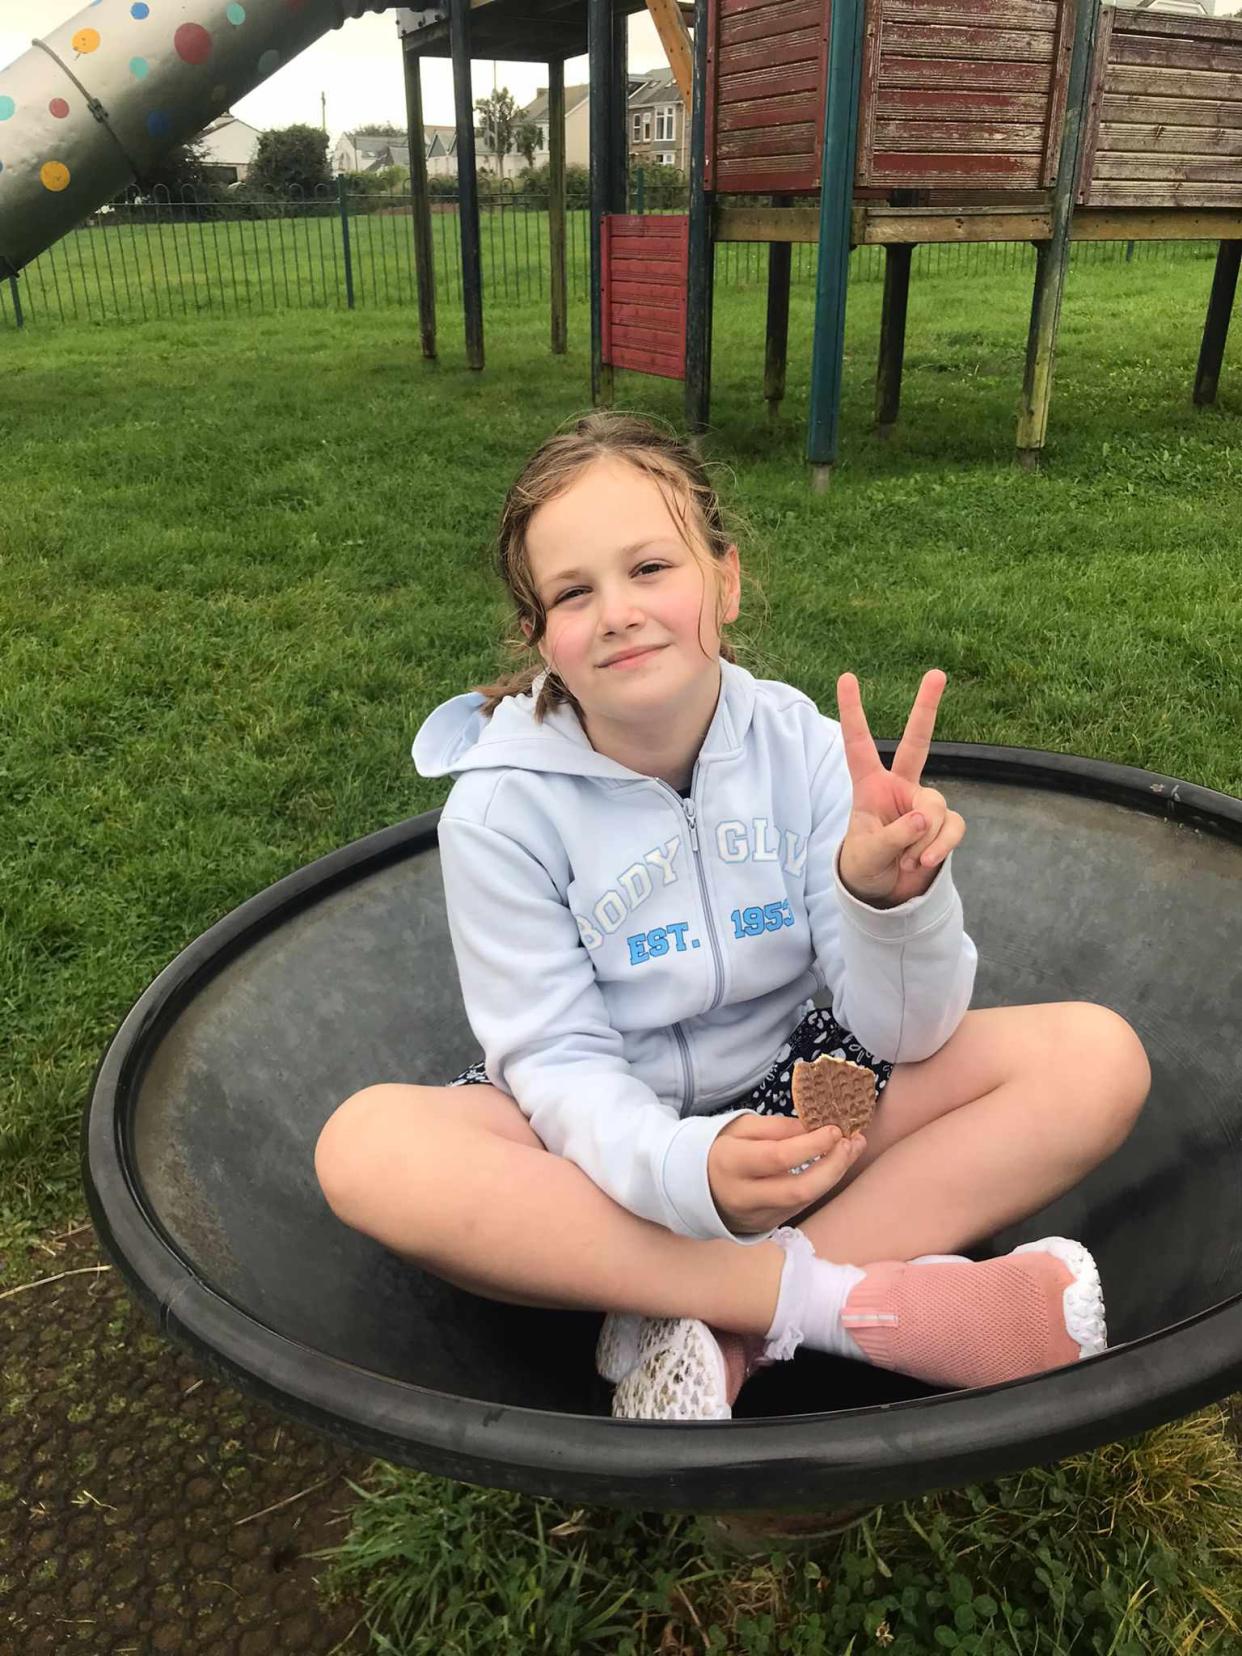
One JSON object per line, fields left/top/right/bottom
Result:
{"left": 1057, "top": 1002, "right": 1151, "bottom": 1148}
{"left": 314, "top": 1083, "right": 415, "bottom": 1221}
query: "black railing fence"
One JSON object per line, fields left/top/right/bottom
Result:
{"left": 1, "top": 173, "right": 1218, "bottom": 331}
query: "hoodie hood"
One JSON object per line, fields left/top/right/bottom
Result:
{"left": 411, "top": 661, "right": 759, "bottom": 784}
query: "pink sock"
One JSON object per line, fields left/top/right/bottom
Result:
{"left": 841, "top": 1250, "right": 1095, "bottom": 1390}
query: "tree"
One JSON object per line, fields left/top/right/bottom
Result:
{"left": 114, "top": 138, "right": 223, "bottom": 205}
{"left": 350, "top": 121, "right": 406, "bottom": 138}
{"left": 249, "top": 124, "right": 333, "bottom": 200}
{"left": 515, "top": 117, "right": 541, "bottom": 171}
{"left": 475, "top": 87, "right": 536, "bottom": 181}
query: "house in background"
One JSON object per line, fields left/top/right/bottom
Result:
{"left": 335, "top": 127, "right": 459, "bottom": 179}
{"left": 626, "top": 66, "right": 688, "bottom": 173}
{"left": 332, "top": 66, "right": 690, "bottom": 185}
{"left": 199, "top": 114, "right": 264, "bottom": 185}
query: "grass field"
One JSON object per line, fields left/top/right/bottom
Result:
{"left": 2, "top": 251, "right": 1240, "bottom": 1651}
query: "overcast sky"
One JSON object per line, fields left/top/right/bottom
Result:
{"left": 4, "top": 1, "right": 1241, "bottom": 144}
{"left": 0, "top": 3, "right": 673, "bottom": 140}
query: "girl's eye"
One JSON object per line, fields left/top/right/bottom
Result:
{"left": 553, "top": 563, "right": 667, "bottom": 604}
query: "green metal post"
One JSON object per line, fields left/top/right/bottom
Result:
{"left": 806, "top": 0, "right": 867, "bottom": 488}
{"left": 1015, "top": 0, "right": 1102, "bottom": 467}
{"left": 684, "top": 0, "right": 714, "bottom": 435}
{"left": 548, "top": 61, "right": 567, "bottom": 356}
{"left": 337, "top": 175, "right": 355, "bottom": 311}
{"left": 635, "top": 166, "right": 645, "bottom": 215}
{"left": 8, "top": 274, "right": 23, "bottom": 329}
{"left": 403, "top": 44, "right": 437, "bottom": 359}
{"left": 875, "top": 243, "right": 913, "bottom": 434}
{"left": 1193, "top": 240, "right": 1240, "bottom": 408}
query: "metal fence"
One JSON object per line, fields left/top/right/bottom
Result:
{"left": 0, "top": 176, "right": 1220, "bottom": 331}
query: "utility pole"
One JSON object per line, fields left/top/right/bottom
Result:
{"left": 321, "top": 91, "right": 327, "bottom": 132}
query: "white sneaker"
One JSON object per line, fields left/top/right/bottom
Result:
{"left": 610, "top": 1316, "right": 732, "bottom": 1421}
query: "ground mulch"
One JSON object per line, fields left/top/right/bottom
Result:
{"left": 1, "top": 1219, "right": 373, "bottom": 1655}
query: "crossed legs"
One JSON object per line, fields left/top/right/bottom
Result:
{"left": 314, "top": 1002, "right": 1150, "bottom": 1333}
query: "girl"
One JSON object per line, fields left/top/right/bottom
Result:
{"left": 315, "top": 413, "right": 1149, "bottom": 1421}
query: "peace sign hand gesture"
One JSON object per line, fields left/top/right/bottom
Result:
{"left": 836, "top": 669, "right": 966, "bottom": 908}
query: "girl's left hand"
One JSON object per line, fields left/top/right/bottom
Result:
{"left": 835, "top": 669, "right": 966, "bottom": 908}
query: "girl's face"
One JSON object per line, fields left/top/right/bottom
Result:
{"left": 521, "top": 456, "right": 740, "bottom": 716}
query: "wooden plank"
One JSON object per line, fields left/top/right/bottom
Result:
{"left": 717, "top": 91, "right": 825, "bottom": 132}
{"left": 1112, "top": 11, "right": 1242, "bottom": 47}
{"left": 720, "top": 1, "right": 822, "bottom": 48}
{"left": 876, "top": 86, "right": 1050, "bottom": 119}
{"left": 872, "top": 118, "right": 1045, "bottom": 151}
{"left": 719, "top": 25, "right": 822, "bottom": 75}
{"left": 644, "top": 0, "right": 694, "bottom": 107}
{"left": 1111, "top": 34, "right": 1242, "bottom": 79}
{"left": 1040, "top": 0, "right": 1074, "bottom": 189}
{"left": 717, "top": 120, "right": 818, "bottom": 157}
{"left": 718, "top": 158, "right": 820, "bottom": 188}
{"left": 881, "top": 55, "right": 1051, "bottom": 91}
{"left": 1101, "top": 94, "right": 1242, "bottom": 130}
{"left": 1091, "top": 154, "right": 1242, "bottom": 184}
{"left": 1075, "top": 0, "right": 1112, "bottom": 204}
{"left": 882, "top": 22, "right": 1056, "bottom": 62}
{"left": 717, "top": 61, "right": 821, "bottom": 105}
{"left": 610, "top": 277, "right": 685, "bottom": 303}
{"left": 1105, "top": 67, "right": 1242, "bottom": 105}
{"left": 1083, "top": 179, "right": 1242, "bottom": 207}
{"left": 714, "top": 202, "right": 1242, "bottom": 243}
{"left": 871, "top": 151, "right": 1042, "bottom": 181}
{"left": 612, "top": 321, "right": 684, "bottom": 351}
{"left": 1100, "top": 124, "right": 1242, "bottom": 159}
{"left": 611, "top": 350, "right": 684, "bottom": 380}
{"left": 610, "top": 300, "right": 682, "bottom": 325}
{"left": 882, "top": 0, "right": 1058, "bottom": 30}
{"left": 719, "top": 0, "right": 803, "bottom": 16}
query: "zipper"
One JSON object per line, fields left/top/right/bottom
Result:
{"left": 653, "top": 768, "right": 726, "bottom": 1110}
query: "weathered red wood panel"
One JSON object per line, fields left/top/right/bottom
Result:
{"left": 600, "top": 215, "right": 688, "bottom": 383}
{"left": 1078, "top": 9, "right": 1242, "bottom": 208}
{"left": 857, "top": 0, "right": 1068, "bottom": 192}
{"left": 706, "top": 0, "right": 829, "bottom": 193}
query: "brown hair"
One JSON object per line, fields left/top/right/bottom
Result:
{"left": 471, "top": 410, "right": 768, "bottom": 723}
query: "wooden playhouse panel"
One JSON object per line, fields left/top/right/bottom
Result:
{"left": 600, "top": 215, "right": 688, "bottom": 381}
{"left": 856, "top": 0, "right": 1072, "bottom": 191}
{"left": 705, "top": 0, "right": 830, "bottom": 194}
{"left": 1078, "top": 9, "right": 1242, "bottom": 208}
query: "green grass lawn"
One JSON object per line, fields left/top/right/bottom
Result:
{"left": 2, "top": 251, "right": 1240, "bottom": 1651}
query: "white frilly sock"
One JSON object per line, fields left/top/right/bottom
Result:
{"left": 761, "top": 1226, "right": 867, "bottom": 1362}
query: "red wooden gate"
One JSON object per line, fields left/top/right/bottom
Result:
{"left": 600, "top": 214, "right": 689, "bottom": 381}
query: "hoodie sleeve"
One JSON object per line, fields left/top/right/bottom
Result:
{"left": 803, "top": 722, "right": 977, "bottom": 1063}
{"left": 435, "top": 813, "right": 769, "bottom": 1245}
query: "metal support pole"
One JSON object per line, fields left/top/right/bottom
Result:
{"left": 1192, "top": 240, "right": 1240, "bottom": 408}
{"left": 610, "top": 6, "right": 629, "bottom": 219}
{"left": 449, "top": 0, "right": 484, "bottom": 370}
{"left": 764, "top": 195, "right": 791, "bottom": 422}
{"left": 8, "top": 275, "right": 24, "bottom": 330}
{"left": 684, "top": 0, "right": 714, "bottom": 434}
{"left": 806, "top": 0, "right": 866, "bottom": 488}
{"left": 337, "top": 175, "right": 355, "bottom": 310}
{"left": 1015, "top": 0, "right": 1102, "bottom": 467}
{"left": 875, "top": 243, "right": 913, "bottom": 434}
{"left": 548, "top": 62, "right": 567, "bottom": 356}
{"left": 589, "top": 0, "right": 614, "bottom": 405}
{"left": 403, "top": 46, "right": 437, "bottom": 360}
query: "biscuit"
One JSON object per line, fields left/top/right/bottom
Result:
{"left": 791, "top": 1054, "right": 877, "bottom": 1139}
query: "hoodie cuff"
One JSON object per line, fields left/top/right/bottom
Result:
{"left": 660, "top": 1110, "right": 775, "bottom": 1246}
{"left": 834, "top": 844, "right": 960, "bottom": 941}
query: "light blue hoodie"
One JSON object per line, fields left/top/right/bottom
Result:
{"left": 412, "top": 659, "right": 976, "bottom": 1245}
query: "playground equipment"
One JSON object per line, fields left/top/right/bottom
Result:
{"left": 83, "top": 747, "right": 1242, "bottom": 1521}
{"left": 0, "top": 1, "right": 1238, "bottom": 473}
{"left": 3, "top": 1, "right": 1239, "bottom": 477}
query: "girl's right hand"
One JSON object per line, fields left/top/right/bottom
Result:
{"left": 707, "top": 1114, "right": 866, "bottom": 1236}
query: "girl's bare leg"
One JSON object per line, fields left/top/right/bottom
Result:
{"left": 795, "top": 1002, "right": 1150, "bottom": 1266}
{"left": 314, "top": 1079, "right": 788, "bottom": 1337}
{"left": 314, "top": 1001, "right": 1149, "bottom": 1351}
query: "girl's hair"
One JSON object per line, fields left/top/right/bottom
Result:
{"left": 470, "top": 411, "right": 768, "bottom": 723}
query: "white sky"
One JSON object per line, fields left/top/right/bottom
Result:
{"left": 0, "top": 3, "right": 673, "bottom": 142}
{"left": 3, "top": 1, "right": 1240, "bottom": 145}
